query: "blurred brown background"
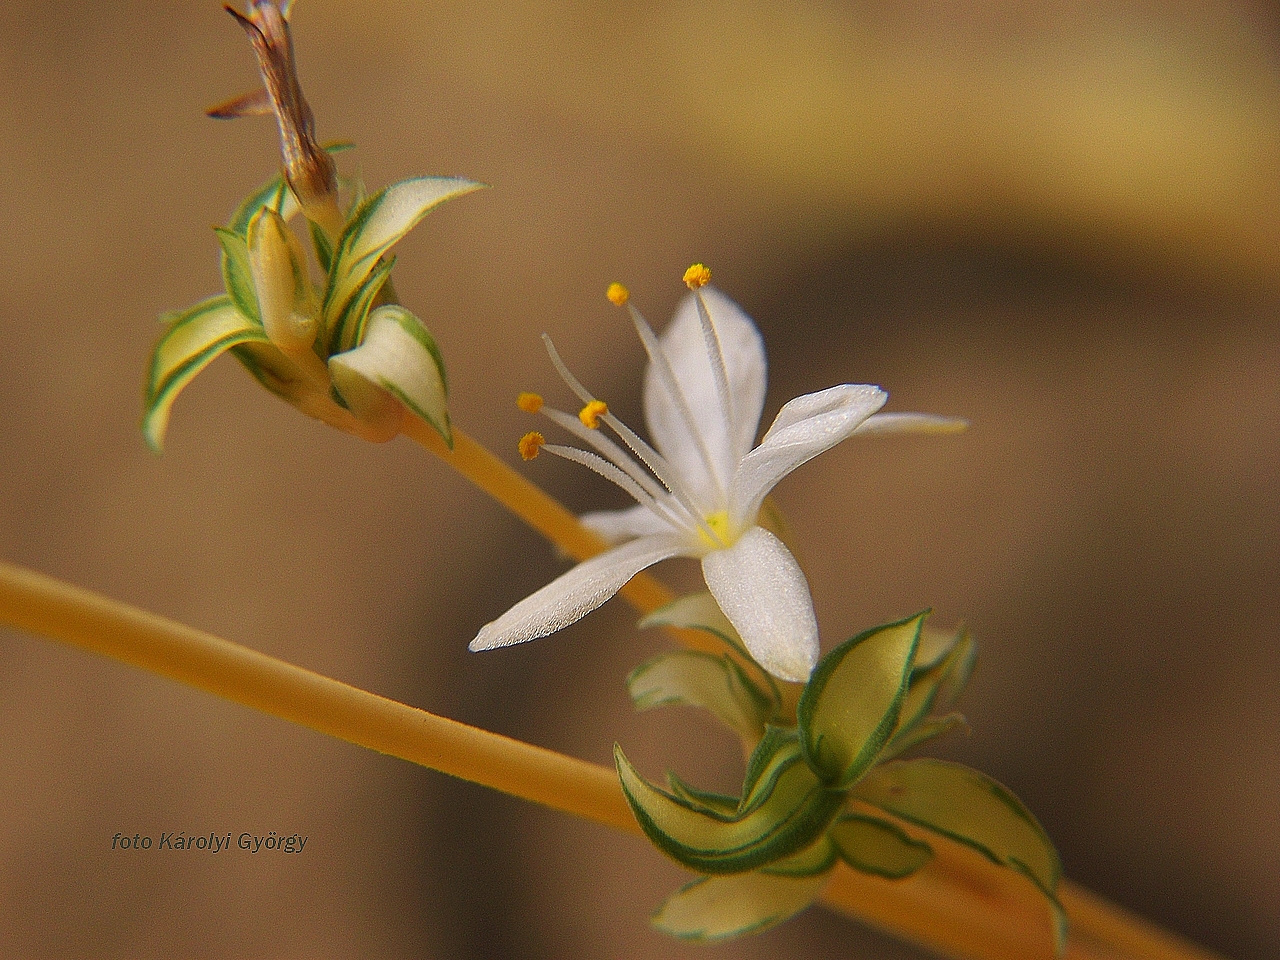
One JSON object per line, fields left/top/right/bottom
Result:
{"left": 0, "top": 1, "right": 1277, "bottom": 957}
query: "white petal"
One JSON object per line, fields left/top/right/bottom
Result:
{"left": 701, "top": 527, "right": 818, "bottom": 683}
{"left": 580, "top": 502, "right": 675, "bottom": 545}
{"left": 730, "top": 384, "right": 887, "bottom": 528}
{"left": 643, "top": 286, "right": 766, "bottom": 503}
{"left": 470, "top": 534, "right": 688, "bottom": 651}
{"left": 853, "top": 412, "right": 968, "bottom": 436}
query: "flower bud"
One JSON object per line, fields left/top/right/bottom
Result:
{"left": 246, "top": 207, "right": 317, "bottom": 356}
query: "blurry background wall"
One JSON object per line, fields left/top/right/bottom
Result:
{"left": 0, "top": 1, "right": 1276, "bottom": 957}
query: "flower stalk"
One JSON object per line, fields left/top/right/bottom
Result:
{"left": 0, "top": 558, "right": 1222, "bottom": 960}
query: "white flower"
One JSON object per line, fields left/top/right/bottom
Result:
{"left": 470, "top": 269, "right": 964, "bottom": 682}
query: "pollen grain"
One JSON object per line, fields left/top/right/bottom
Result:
{"left": 606, "top": 283, "right": 630, "bottom": 306}
{"left": 578, "top": 400, "right": 608, "bottom": 429}
{"left": 517, "top": 392, "right": 544, "bottom": 414}
{"left": 518, "top": 431, "right": 545, "bottom": 461}
{"left": 683, "top": 263, "right": 711, "bottom": 289}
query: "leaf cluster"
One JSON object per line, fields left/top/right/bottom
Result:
{"left": 618, "top": 600, "right": 1064, "bottom": 948}
{"left": 142, "top": 146, "right": 481, "bottom": 450}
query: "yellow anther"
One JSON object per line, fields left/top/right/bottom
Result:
{"left": 579, "top": 399, "right": 608, "bottom": 429}
{"left": 606, "top": 282, "right": 630, "bottom": 306}
{"left": 683, "top": 263, "right": 711, "bottom": 289}
{"left": 517, "top": 392, "right": 544, "bottom": 413}
{"left": 518, "top": 431, "right": 545, "bottom": 461}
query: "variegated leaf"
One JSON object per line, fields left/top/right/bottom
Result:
{"left": 328, "top": 304, "right": 450, "bottom": 443}
{"left": 797, "top": 613, "right": 924, "bottom": 789}
{"left": 830, "top": 813, "right": 932, "bottom": 879}
{"left": 214, "top": 228, "right": 259, "bottom": 324}
{"left": 324, "top": 176, "right": 484, "bottom": 319}
{"left": 615, "top": 733, "right": 843, "bottom": 875}
{"left": 627, "top": 650, "right": 775, "bottom": 741}
{"left": 652, "top": 870, "right": 827, "bottom": 941}
{"left": 142, "top": 296, "right": 270, "bottom": 451}
{"left": 853, "top": 758, "right": 1066, "bottom": 952}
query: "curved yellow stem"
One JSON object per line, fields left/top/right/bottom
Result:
{"left": 0, "top": 559, "right": 1223, "bottom": 960}
{"left": 0, "top": 560, "right": 635, "bottom": 833}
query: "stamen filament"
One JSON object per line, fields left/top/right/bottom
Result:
{"left": 692, "top": 290, "right": 739, "bottom": 463}
{"left": 543, "top": 334, "right": 596, "bottom": 406}
{"left": 600, "top": 411, "right": 724, "bottom": 546}
{"left": 626, "top": 302, "right": 728, "bottom": 501}
{"left": 542, "top": 407, "right": 672, "bottom": 506}
{"left": 539, "top": 334, "right": 719, "bottom": 539}
{"left": 541, "top": 443, "right": 668, "bottom": 517}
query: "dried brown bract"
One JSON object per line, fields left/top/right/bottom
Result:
{"left": 211, "top": 1, "right": 342, "bottom": 237}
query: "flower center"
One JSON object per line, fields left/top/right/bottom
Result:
{"left": 697, "top": 510, "right": 733, "bottom": 550}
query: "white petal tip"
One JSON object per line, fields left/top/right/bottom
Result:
{"left": 854, "top": 412, "right": 969, "bottom": 436}
{"left": 468, "top": 626, "right": 521, "bottom": 652}
{"left": 759, "top": 654, "right": 817, "bottom": 685}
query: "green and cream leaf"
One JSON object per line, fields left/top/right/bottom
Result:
{"left": 666, "top": 773, "right": 740, "bottom": 818}
{"left": 637, "top": 592, "right": 781, "bottom": 711}
{"left": 639, "top": 592, "right": 747, "bottom": 655}
{"left": 830, "top": 813, "right": 933, "bottom": 879}
{"left": 142, "top": 296, "right": 270, "bottom": 451}
{"left": 853, "top": 759, "right": 1060, "bottom": 894}
{"left": 325, "top": 256, "right": 396, "bottom": 356}
{"left": 853, "top": 758, "right": 1065, "bottom": 951}
{"left": 651, "top": 870, "right": 828, "bottom": 941}
{"left": 615, "top": 737, "right": 843, "bottom": 875}
{"left": 329, "top": 304, "right": 451, "bottom": 443}
{"left": 627, "top": 650, "right": 775, "bottom": 741}
{"left": 881, "top": 712, "right": 969, "bottom": 761}
{"left": 890, "top": 626, "right": 975, "bottom": 750}
{"left": 213, "top": 228, "right": 260, "bottom": 324}
{"left": 760, "top": 833, "right": 837, "bottom": 877}
{"left": 325, "top": 176, "right": 484, "bottom": 319}
{"left": 797, "top": 612, "right": 924, "bottom": 789}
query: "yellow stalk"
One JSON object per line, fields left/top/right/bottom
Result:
{"left": 0, "top": 560, "right": 634, "bottom": 833}
{"left": 0, "top": 559, "right": 1222, "bottom": 960}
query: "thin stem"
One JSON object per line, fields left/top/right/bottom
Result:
{"left": 0, "top": 559, "right": 1223, "bottom": 960}
{"left": 401, "top": 416, "right": 681, "bottom": 624}
{"left": 0, "top": 561, "right": 635, "bottom": 833}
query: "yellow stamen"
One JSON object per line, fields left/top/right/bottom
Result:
{"left": 683, "top": 263, "right": 711, "bottom": 289}
{"left": 606, "top": 282, "right": 630, "bottom": 306}
{"left": 579, "top": 399, "right": 608, "bottom": 429}
{"left": 518, "top": 431, "right": 545, "bottom": 460}
{"left": 517, "top": 392, "right": 544, "bottom": 414}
